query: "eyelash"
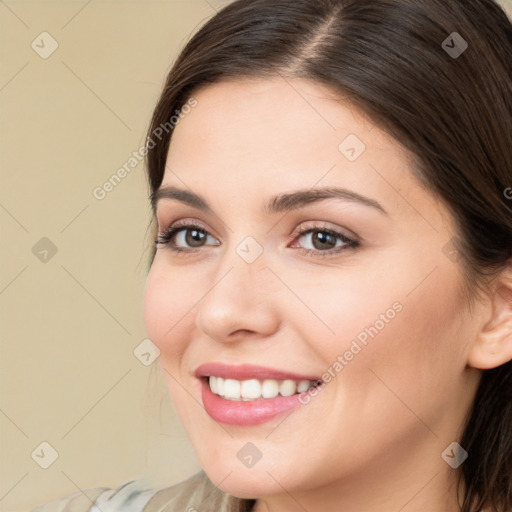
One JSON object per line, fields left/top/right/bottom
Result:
{"left": 155, "top": 220, "right": 359, "bottom": 258}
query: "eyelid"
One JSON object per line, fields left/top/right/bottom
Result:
{"left": 155, "top": 218, "right": 360, "bottom": 258}
{"left": 287, "top": 220, "right": 360, "bottom": 245}
{"left": 156, "top": 217, "right": 215, "bottom": 241}
{"left": 159, "top": 218, "right": 209, "bottom": 232}
{"left": 157, "top": 217, "right": 357, "bottom": 242}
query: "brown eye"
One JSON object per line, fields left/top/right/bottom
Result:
{"left": 155, "top": 223, "right": 219, "bottom": 252}
{"left": 309, "top": 230, "right": 338, "bottom": 251}
{"left": 184, "top": 228, "right": 207, "bottom": 247}
{"left": 292, "top": 227, "right": 356, "bottom": 255}
{"left": 156, "top": 222, "right": 358, "bottom": 258}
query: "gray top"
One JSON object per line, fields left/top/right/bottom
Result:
{"left": 30, "top": 470, "right": 256, "bottom": 512}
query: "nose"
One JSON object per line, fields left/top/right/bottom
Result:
{"left": 195, "top": 252, "right": 281, "bottom": 344}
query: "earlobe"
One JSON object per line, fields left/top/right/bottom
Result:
{"left": 468, "top": 266, "right": 512, "bottom": 370}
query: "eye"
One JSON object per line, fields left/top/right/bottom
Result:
{"left": 155, "top": 221, "right": 219, "bottom": 253}
{"left": 288, "top": 223, "right": 359, "bottom": 257}
{"left": 155, "top": 221, "right": 359, "bottom": 257}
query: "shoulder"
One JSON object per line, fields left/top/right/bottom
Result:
{"left": 29, "top": 478, "right": 158, "bottom": 512}
{"left": 142, "top": 470, "right": 253, "bottom": 511}
{"left": 30, "top": 471, "right": 255, "bottom": 512}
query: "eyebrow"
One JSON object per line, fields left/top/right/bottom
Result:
{"left": 151, "top": 185, "right": 388, "bottom": 216}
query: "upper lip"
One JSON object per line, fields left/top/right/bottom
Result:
{"left": 194, "top": 362, "right": 321, "bottom": 382}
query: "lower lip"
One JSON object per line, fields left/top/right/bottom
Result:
{"left": 199, "top": 378, "right": 306, "bottom": 426}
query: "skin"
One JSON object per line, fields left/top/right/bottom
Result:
{"left": 143, "top": 77, "right": 512, "bottom": 512}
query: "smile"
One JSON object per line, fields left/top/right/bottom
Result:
{"left": 208, "top": 376, "right": 318, "bottom": 401}
{"left": 195, "top": 363, "right": 323, "bottom": 425}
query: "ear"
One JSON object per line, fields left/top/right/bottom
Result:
{"left": 468, "top": 264, "right": 512, "bottom": 370}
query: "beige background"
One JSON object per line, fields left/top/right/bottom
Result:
{"left": 1, "top": 1, "right": 511, "bottom": 510}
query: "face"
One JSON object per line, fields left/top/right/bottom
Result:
{"left": 143, "top": 77, "right": 482, "bottom": 502}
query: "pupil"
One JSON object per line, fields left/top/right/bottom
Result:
{"left": 187, "top": 229, "right": 205, "bottom": 247}
{"left": 313, "top": 231, "right": 335, "bottom": 250}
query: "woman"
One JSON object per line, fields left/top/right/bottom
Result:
{"left": 32, "top": 0, "right": 512, "bottom": 511}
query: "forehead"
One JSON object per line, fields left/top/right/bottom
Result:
{"left": 164, "top": 77, "right": 412, "bottom": 188}
{"left": 170, "top": 77, "right": 396, "bottom": 157}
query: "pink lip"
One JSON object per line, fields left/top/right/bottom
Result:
{"left": 199, "top": 378, "right": 311, "bottom": 426}
{"left": 194, "top": 363, "right": 322, "bottom": 426}
{"left": 194, "top": 362, "right": 320, "bottom": 381}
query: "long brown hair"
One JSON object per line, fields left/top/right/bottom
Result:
{"left": 144, "top": 1, "right": 512, "bottom": 510}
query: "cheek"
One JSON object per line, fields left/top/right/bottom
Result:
{"left": 143, "top": 261, "right": 191, "bottom": 364}
{"left": 292, "top": 265, "right": 405, "bottom": 363}
{"left": 310, "top": 254, "right": 466, "bottom": 402}
{"left": 336, "top": 266, "right": 466, "bottom": 423}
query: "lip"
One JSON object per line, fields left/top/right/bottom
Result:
{"left": 194, "top": 362, "right": 321, "bottom": 381}
{"left": 195, "top": 362, "right": 322, "bottom": 426}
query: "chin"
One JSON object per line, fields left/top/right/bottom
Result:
{"left": 211, "top": 470, "right": 281, "bottom": 499}
{"left": 199, "top": 454, "right": 308, "bottom": 499}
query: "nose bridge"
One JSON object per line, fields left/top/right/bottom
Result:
{"left": 194, "top": 237, "right": 280, "bottom": 341}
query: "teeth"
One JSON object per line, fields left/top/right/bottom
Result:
{"left": 216, "top": 376, "right": 224, "bottom": 395}
{"left": 261, "top": 379, "right": 279, "bottom": 399}
{"left": 207, "top": 376, "right": 317, "bottom": 401}
{"left": 223, "top": 378, "right": 241, "bottom": 399}
{"left": 209, "top": 376, "right": 217, "bottom": 394}
{"left": 241, "top": 379, "right": 262, "bottom": 399}
{"left": 279, "top": 379, "right": 297, "bottom": 396}
{"left": 297, "top": 380, "right": 311, "bottom": 393}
